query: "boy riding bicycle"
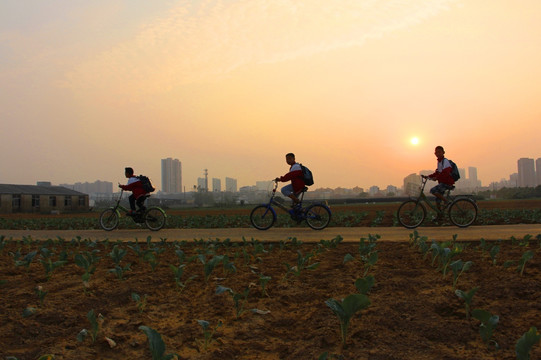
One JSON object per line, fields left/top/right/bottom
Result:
{"left": 425, "top": 146, "right": 455, "bottom": 214}
{"left": 275, "top": 153, "right": 305, "bottom": 217}
{"left": 118, "top": 167, "right": 148, "bottom": 215}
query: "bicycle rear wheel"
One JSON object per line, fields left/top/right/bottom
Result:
{"left": 448, "top": 198, "right": 477, "bottom": 228}
{"left": 305, "top": 204, "right": 331, "bottom": 230}
{"left": 144, "top": 207, "right": 166, "bottom": 231}
{"left": 397, "top": 200, "right": 426, "bottom": 229}
{"left": 99, "top": 208, "right": 119, "bottom": 231}
{"left": 250, "top": 205, "right": 276, "bottom": 230}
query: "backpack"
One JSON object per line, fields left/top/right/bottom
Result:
{"left": 137, "top": 175, "right": 155, "bottom": 192}
{"left": 299, "top": 164, "right": 314, "bottom": 186}
{"left": 447, "top": 159, "right": 460, "bottom": 182}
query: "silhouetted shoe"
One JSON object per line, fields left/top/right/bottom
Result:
{"left": 127, "top": 211, "right": 136, "bottom": 217}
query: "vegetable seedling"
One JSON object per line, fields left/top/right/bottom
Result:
{"left": 139, "top": 325, "right": 179, "bottom": 360}
{"left": 455, "top": 287, "right": 478, "bottom": 320}
{"left": 325, "top": 294, "right": 370, "bottom": 346}
{"left": 216, "top": 285, "right": 250, "bottom": 319}
{"left": 471, "top": 309, "right": 499, "bottom": 349}
{"left": 196, "top": 320, "right": 222, "bottom": 351}
{"left": 516, "top": 326, "right": 541, "bottom": 360}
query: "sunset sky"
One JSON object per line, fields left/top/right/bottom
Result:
{"left": 2, "top": 0, "right": 541, "bottom": 191}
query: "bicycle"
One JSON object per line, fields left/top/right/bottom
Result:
{"left": 99, "top": 190, "right": 167, "bottom": 231}
{"left": 250, "top": 181, "right": 332, "bottom": 230}
{"left": 397, "top": 175, "right": 478, "bottom": 229}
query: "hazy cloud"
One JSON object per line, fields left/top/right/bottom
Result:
{"left": 63, "top": 0, "right": 458, "bottom": 100}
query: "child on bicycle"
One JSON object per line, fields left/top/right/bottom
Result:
{"left": 425, "top": 146, "right": 455, "bottom": 212}
{"left": 119, "top": 167, "right": 147, "bottom": 215}
{"left": 275, "top": 153, "right": 305, "bottom": 216}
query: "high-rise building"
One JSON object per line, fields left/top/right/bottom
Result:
{"left": 197, "top": 177, "right": 207, "bottom": 191}
{"left": 468, "top": 167, "right": 478, "bottom": 183}
{"left": 161, "top": 158, "right": 182, "bottom": 193}
{"left": 517, "top": 158, "right": 536, "bottom": 187}
{"left": 212, "top": 178, "right": 221, "bottom": 192}
{"left": 536, "top": 158, "right": 541, "bottom": 186}
{"left": 225, "top": 177, "right": 237, "bottom": 192}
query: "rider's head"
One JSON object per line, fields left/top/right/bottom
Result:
{"left": 285, "top": 153, "right": 295, "bottom": 166}
{"left": 434, "top": 146, "right": 445, "bottom": 161}
{"left": 125, "top": 167, "right": 134, "bottom": 178}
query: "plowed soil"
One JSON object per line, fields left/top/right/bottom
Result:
{"left": 1, "top": 235, "right": 540, "bottom": 359}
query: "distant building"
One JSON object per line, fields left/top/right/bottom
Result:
{"left": 0, "top": 184, "right": 89, "bottom": 213}
{"left": 256, "top": 181, "right": 273, "bottom": 191}
{"left": 60, "top": 180, "right": 113, "bottom": 195}
{"left": 212, "top": 178, "right": 221, "bottom": 192}
{"left": 403, "top": 173, "right": 420, "bottom": 196}
{"left": 225, "top": 177, "right": 237, "bottom": 192}
{"left": 536, "top": 158, "right": 541, "bottom": 186}
{"left": 161, "top": 158, "right": 182, "bottom": 193}
{"left": 518, "top": 158, "right": 536, "bottom": 187}
{"left": 197, "top": 177, "right": 207, "bottom": 191}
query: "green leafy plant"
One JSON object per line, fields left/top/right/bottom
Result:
{"left": 449, "top": 260, "right": 472, "bottom": 290}
{"left": 325, "top": 294, "right": 370, "bottom": 346}
{"left": 196, "top": 319, "right": 222, "bottom": 351}
{"left": 35, "top": 286, "right": 48, "bottom": 307}
{"left": 216, "top": 285, "right": 250, "bottom": 319}
{"left": 258, "top": 274, "right": 272, "bottom": 297}
{"left": 489, "top": 245, "right": 500, "bottom": 266}
{"left": 455, "top": 287, "right": 478, "bottom": 320}
{"left": 169, "top": 264, "right": 197, "bottom": 291}
{"left": 471, "top": 309, "right": 499, "bottom": 349}
{"left": 132, "top": 292, "right": 148, "bottom": 313}
{"left": 198, "top": 254, "right": 224, "bottom": 283}
{"left": 40, "top": 258, "right": 67, "bottom": 281}
{"left": 108, "top": 263, "right": 131, "bottom": 280}
{"left": 77, "top": 309, "right": 103, "bottom": 343}
{"left": 22, "top": 307, "right": 37, "bottom": 318}
{"left": 74, "top": 250, "right": 101, "bottom": 286}
{"left": 516, "top": 326, "right": 541, "bottom": 360}
{"left": 284, "top": 250, "right": 319, "bottom": 278}
{"left": 354, "top": 275, "right": 375, "bottom": 295}
{"left": 517, "top": 250, "right": 534, "bottom": 276}
{"left": 108, "top": 244, "right": 127, "bottom": 265}
{"left": 139, "top": 325, "right": 179, "bottom": 360}
{"left": 15, "top": 250, "right": 37, "bottom": 269}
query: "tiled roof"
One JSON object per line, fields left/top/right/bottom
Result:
{"left": 0, "top": 184, "right": 87, "bottom": 196}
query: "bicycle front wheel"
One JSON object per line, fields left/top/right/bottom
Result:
{"left": 305, "top": 204, "right": 332, "bottom": 230}
{"left": 250, "top": 205, "right": 276, "bottom": 230}
{"left": 397, "top": 200, "right": 426, "bottom": 229}
{"left": 99, "top": 208, "right": 119, "bottom": 231}
{"left": 448, "top": 198, "right": 478, "bottom": 228}
{"left": 144, "top": 207, "right": 166, "bottom": 231}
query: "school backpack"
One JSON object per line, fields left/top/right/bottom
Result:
{"left": 299, "top": 164, "right": 314, "bottom": 186}
{"left": 447, "top": 159, "right": 460, "bottom": 182}
{"left": 137, "top": 175, "right": 156, "bottom": 192}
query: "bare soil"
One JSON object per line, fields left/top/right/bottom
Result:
{"left": 1, "top": 235, "right": 541, "bottom": 360}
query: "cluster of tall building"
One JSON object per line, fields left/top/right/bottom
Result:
{"left": 161, "top": 158, "right": 238, "bottom": 194}
{"left": 517, "top": 158, "right": 541, "bottom": 187}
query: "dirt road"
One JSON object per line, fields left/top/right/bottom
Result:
{"left": 2, "top": 224, "right": 541, "bottom": 242}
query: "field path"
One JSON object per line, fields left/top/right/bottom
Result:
{"left": 2, "top": 224, "right": 541, "bottom": 242}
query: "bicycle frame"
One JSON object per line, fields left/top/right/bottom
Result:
{"left": 263, "top": 181, "right": 307, "bottom": 214}
{"left": 410, "top": 177, "right": 453, "bottom": 214}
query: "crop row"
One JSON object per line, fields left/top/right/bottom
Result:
{"left": 1, "top": 207, "right": 541, "bottom": 230}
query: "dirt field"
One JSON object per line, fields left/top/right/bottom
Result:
{"left": 1, "top": 200, "right": 541, "bottom": 359}
{"left": 1, "top": 233, "right": 541, "bottom": 359}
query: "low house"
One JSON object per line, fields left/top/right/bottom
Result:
{"left": 0, "top": 184, "right": 89, "bottom": 214}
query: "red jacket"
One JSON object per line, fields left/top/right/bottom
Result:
{"left": 429, "top": 159, "right": 455, "bottom": 186}
{"left": 279, "top": 163, "right": 305, "bottom": 194}
{"left": 119, "top": 177, "right": 147, "bottom": 199}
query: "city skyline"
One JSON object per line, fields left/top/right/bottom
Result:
{"left": 2, "top": 1, "right": 541, "bottom": 189}
{"left": 50, "top": 155, "right": 541, "bottom": 195}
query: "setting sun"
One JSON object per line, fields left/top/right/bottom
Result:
{"left": 410, "top": 137, "right": 419, "bottom": 146}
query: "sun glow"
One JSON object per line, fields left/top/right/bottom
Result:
{"left": 410, "top": 137, "right": 419, "bottom": 145}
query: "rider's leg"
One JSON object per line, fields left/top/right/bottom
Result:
{"left": 430, "top": 184, "right": 449, "bottom": 211}
{"left": 128, "top": 194, "right": 136, "bottom": 214}
{"left": 281, "top": 184, "right": 300, "bottom": 206}
{"left": 136, "top": 196, "right": 146, "bottom": 212}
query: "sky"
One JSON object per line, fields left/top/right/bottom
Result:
{"left": 1, "top": 0, "right": 541, "bottom": 191}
